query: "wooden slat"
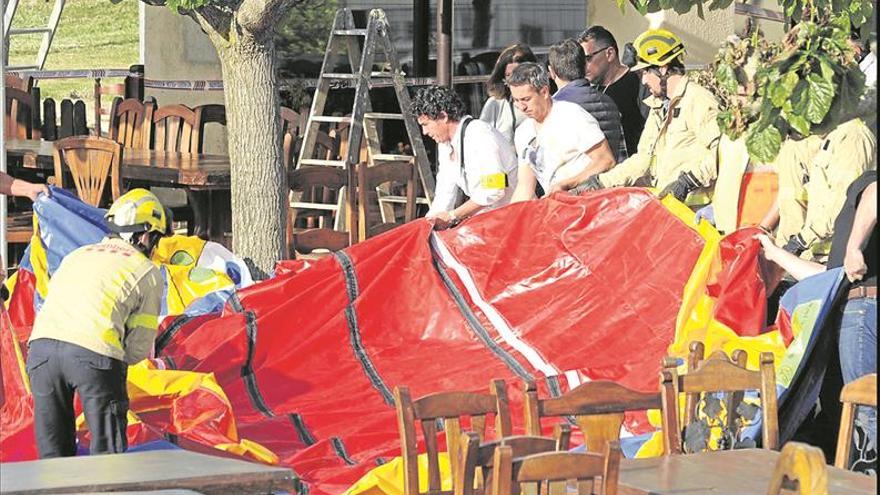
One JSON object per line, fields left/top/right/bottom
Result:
{"left": 413, "top": 392, "right": 498, "bottom": 419}
{"left": 0, "top": 449, "right": 298, "bottom": 494}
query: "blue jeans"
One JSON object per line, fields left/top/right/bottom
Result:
{"left": 839, "top": 296, "right": 877, "bottom": 473}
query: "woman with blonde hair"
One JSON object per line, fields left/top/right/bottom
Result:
{"left": 479, "top": 43, "right": 537, "bottom": 143}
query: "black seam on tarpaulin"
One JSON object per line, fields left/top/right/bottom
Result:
{"left": 162, "top": 356, "right": 177, "bottom": 370}
{"left": 296, "top": 480, "right": 310, "bottom": 495}
{"left": 228, "top": 290, "right": 244, "bottom": 313}
{"left": 333, "top": 251, "right": 395, "bottom": 406}
{"left": 546, "top": 375, "right": 563, "bottom": 398}
{"left": 240, "top": 309, "right": 275, "bottom": 417}
{"left": 429, "top": 241, "right": 535, "bottom": 383}
{"left": 154, "top": 315, "right": 193, "bottom": 355}
{"left": 289, "top": 413, "right": 317, "bottom": 446}
{"left": 331, "top": 436, "right": 357, "bottom": 465}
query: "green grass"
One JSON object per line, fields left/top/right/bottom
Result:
{"left": 8, "top": 0, "right": 139, "bottom": 126}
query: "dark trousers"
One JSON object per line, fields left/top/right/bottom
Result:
{"left": 26, "top": 338, "right": 129, "bottom": 458}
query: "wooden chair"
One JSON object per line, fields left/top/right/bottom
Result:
{"left": 52, "top": 136, "right": 122, "bottom": 207}
{"left": 834, "top": 373, "right": 877, "bottom": 469}
{"left": 152, "top": 104, "right": 198, "bottom": 153}
{"left": 395, "top": 379, "right": 513, "bottom": 495}
{"left": 357, "top": 160, "right": 417, "bottom": 241}
{"left": 281, "top": 106, "right": 305, "bottom": 168}
{"left": 767, "top": 442, "right": 828, "bottom": 495}
{"left": 287, "top": 166, "right": 349, "bottom": 257}
{"left": 489, "top": 441, "right": 621, "bottom": 495}
{"left": 524, "top": 379, "right": 662, "bottom": 455}
{"left": 108, "top": 97, "right": 155, "bottom": 149}
{"left": 5, "top": 87, "right": 35, "bottom": 140}
{"left": 456, "top": 432, "right": 565, "bottom": 495}
{"left": 660, "top": 349, "right": 779, "bottom": 455}
{"left": 5, "top": 74, "right": 33, "bottom": 92}
{"left": 193, "top": 104, "right": 227, "bottom": 154}
{"left": 94, "top": 78, "right": 127, "bottom": 136}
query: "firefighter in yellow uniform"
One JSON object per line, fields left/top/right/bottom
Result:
{"left": 573, "top": 28, "right": 721, "bottom": 207}
{"left": 26, "top": 189, "right": 168, "bottom": 458}
{"left": 699, "top": 136, "right": 810, "bottom": 234}
{"left": 775, "top": 118, "right": 876, "bottom": 260}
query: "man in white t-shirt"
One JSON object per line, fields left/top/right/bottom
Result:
{"left": 413, "top": 85, "right": 518, "bottom": 229}
{"left": 507, "top": 62, "right": 616, "bottom": 202}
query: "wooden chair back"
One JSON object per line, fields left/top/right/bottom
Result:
{"left": 5, "top": 87, "right": 35, "bottom": 140}
{"left": 288, "top": 166, "right": 349, "bottom": 256}
{"left": 332, "top": 116, "right": 369, "bottom": 164}
{"left": 152, "top": 104, "right": 198, "bottom": 153}
{"left": 94, "top": 78, "right": 127, "bottom": 136}
{"left": 193, "top": 104, "right": 227, "bottom": 154}
{"left": 395, "top": 379, "right": 513, "bottom": 495}
{"left": 767, "top": 442, "right": 828, "bottom": 495}
{"left": 281, "top": 106, "right": 306, "bottom": 168}
{"left": 5, "top": 74, "right": 33, "bottom": 92}
{"left": 660, "top": 349, "right": 778, "bottom": 455}
{"left": 524, "top": 379, "right": 662, "bottom": 455}
{"left": 490, "top": 441, "right": 621, "bottom": 495}
{"left": 457, "top": 432, "right": 563, "bottom": 495}
{"left": 109, "top": 97, "right": 155, "bottom": 149}
{"left": 52, "top": 136, "right": 122, "bottom": 207}
{"left": 834, "top": 373, "right": 877, "bottom": 469}
{"left": 357, "top": 160, "right": 417, "bottom": 241}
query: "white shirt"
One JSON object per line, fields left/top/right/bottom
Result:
{"left": 514, "top": 101, "right": 606, "bottom": 192}
{"left": 428, "top": 117, "right": 519, "bottom": 216}
{"left": 860, "top": 51, "right": 876, "bottom": 89}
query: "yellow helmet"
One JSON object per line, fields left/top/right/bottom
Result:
{"left": 631, "top": 28, "right": 685, "bottom": 71}
{"left": 105, "top": 188, "right": 167, "bottom": 235}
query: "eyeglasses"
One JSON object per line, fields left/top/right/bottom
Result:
{"left": 584, "top": 46, "right": 610, "bottom": 62}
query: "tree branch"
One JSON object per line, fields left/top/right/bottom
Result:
{"left": 236, "top": 0, "right": 301, "bottom": 34}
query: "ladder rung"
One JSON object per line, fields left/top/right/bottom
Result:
{"left": 323, "top": 73, "right": 359, "bottom": 80}
{"left": 299, "top": 159, "right": 347, "bottom": 167}
{"left": 379, "top": 196, "right": 431, "bottom": 205}
{"left": 311, "top": 115, "right": 352, "bottom": 124}
{"left": 372, "top": 154, "right": 414, "bottom": 162}
{"left": 332, "top": 29, "right": 368, "bottom": 36}
{"left": 364, "top": 112, "right": 404, "bottom": 120}
{"left": 290, "top": 202, "right": 339, "bottom": 211}
{"left": 6, "top": 65, "right": 39, "bottom": 71}
{"left": 9, "top": 27, "right": 52, "bottom": 35}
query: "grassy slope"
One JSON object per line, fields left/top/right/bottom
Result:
{"left": 8, "top": 0, "right": 139, "bottom": 126}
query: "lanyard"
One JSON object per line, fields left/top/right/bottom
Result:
{"left": 459, "top": 116, "right": 474, "bottom": 187}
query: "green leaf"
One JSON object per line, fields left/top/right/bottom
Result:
{"left": 715, "top": 63, "right": 738, "bottom": 93}
{"left": 746, "top": 124, "right": 783, "bottom": 163}
{"left": 769, "top": 71, "right": 799, "bottom": 107}
{"left": 786, "top": 112, "right": 811, "bottom": 136}
{"left": 803, "top": 73, "right": 836, "bottom": 123}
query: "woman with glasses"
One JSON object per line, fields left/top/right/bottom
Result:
{"left": 479, "top": 43, "right": 537, "bottom": 144}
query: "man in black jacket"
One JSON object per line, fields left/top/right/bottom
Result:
{"left": 548, "top": 38, "right": 627, "bottom": 162}
{"left": 578, "top": 26, "right": 647, "bottom": 156}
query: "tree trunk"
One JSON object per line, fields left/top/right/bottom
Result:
{"left": 216, "top": 34, "right": 286, "bottom": 279}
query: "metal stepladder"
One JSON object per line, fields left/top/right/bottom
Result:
{"left": 3, "top": 0, "right": 66, "bottom": 71}
{"left": 296, "top": 8, "right": 435, "bottom": 245}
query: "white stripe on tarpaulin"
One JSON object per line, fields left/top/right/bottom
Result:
{"left": 430, "top": 232, "right": 579, "bottom": 390}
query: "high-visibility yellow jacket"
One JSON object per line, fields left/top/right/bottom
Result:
{"left": 598, "top": 76, "right": 721, "bottom": 206}
{"left": 775, "top": 119, "right": 877, "bottom": 259}
{"left": 29, "top": 237, "right": 163, "bottom": 364}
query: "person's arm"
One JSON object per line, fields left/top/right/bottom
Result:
{"left": 0, "top": 172, "right": 49, "bottom": 201}
{"left": 681, "top": 89, "right": 722, "bottom": 187}
{"left": 122, "top": 268, "right": 162, "bottom": 364}
{"left": 758, "top": 200, "right": 780, "bottom": 233}
{"left": 596, "top": 108, "right": 658, "bottom": 188}
{"left": 511, "top": 161, "right": 537, "bottom": 203}
{"left": 843, "top": 181, "right": 877, "bottom": 282}
{"left": 426, "top": 156, "right": 461, "bottom": 218}
{"left": 547, "top": 140, "right": 616, "bottom": 194}
{"left": 432, "top": 200, "right": 486, "bottom": 230}
{"left": 756, "top": 233, "right": 825, "bottom": 281}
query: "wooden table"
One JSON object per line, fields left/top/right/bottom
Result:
{"left": 0, "top": 449, "right": 299, "bottom": 495}
{"left": 5, "top": 139, "right": 232, "bottom": 242}
{"left": 618, "top": 449, "right": 876, "bottom": 495}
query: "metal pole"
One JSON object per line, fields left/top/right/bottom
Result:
{"left": 413, "top": 0, "right": 429, "bottom": 77}
{"left": 1, "top": 0, "right": 9, "bottom": 271}
{"left": 436, "top": 0, "right": 452, "bottom": 87}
